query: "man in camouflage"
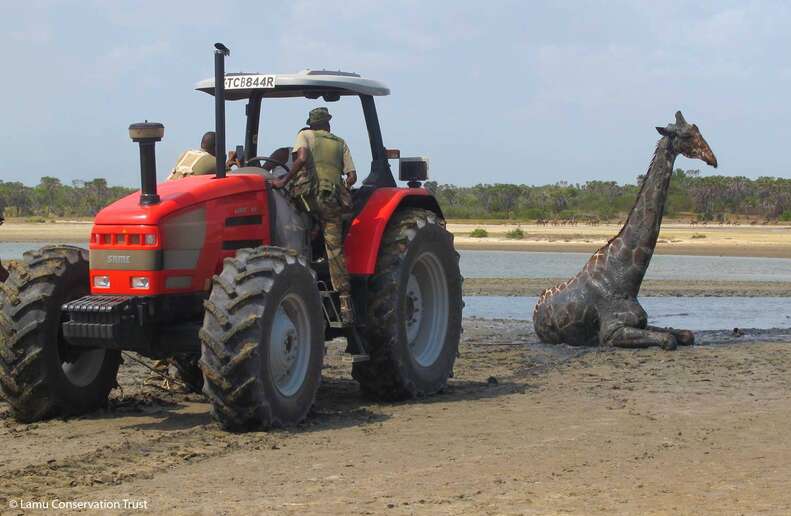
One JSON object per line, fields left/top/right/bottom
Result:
{"left": 272, "top": 107, "right": 357, "bottom": 323}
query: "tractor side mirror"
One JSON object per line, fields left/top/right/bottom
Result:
{"left": 399, "top": 157, "right": 429, "bottom": 188}
{"left": 235, "top": 145, "right": 245, "bottom": 166}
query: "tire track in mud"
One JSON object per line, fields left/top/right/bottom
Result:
{"left": 0, "top": 321, "right": 570, "bottom": 505}
{"left": 0, "top": 378, "right": 394, "bottom": 504}
{"left": 0, "top": 408, "right": 283, "bottom": 503}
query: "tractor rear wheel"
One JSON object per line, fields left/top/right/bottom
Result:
{"left": 0, "top": 246, "right": 121, "bottom": 422}
{"left": 200, "top": 247, "right": 324, "bottom": 431}
{"left": 352, "top": 209, "right": 463, "bottom": 400}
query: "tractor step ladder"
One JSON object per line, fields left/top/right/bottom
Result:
{"left": 319, "top": 289, "right": 345, "bottom": 329}
{"left": 319, "top": 286, "right": 370, "bottom": 363}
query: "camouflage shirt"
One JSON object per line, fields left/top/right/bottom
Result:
{"left": 289, "top": 129, "right": 355, "bottom": 210}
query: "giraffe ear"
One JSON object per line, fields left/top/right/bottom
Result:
{"left": 656, "top": 127, "right": 671, "bottom": 136}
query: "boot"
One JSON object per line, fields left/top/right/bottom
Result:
{"left": 339, "top": 294, "right": 355, "bottom": 324}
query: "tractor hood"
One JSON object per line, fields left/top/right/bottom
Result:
{"left": 95, "top": 174, "right": 268, "bottom": 225}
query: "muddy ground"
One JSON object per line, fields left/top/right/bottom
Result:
{"left": 464, "top": 277, "right": 791, "bottom": 297}
{"left": 2, "top": 320, "right": 791, "bottom": 514}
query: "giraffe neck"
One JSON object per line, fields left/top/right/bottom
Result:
{"left": 604, "top": 136, "right": 677, "bottom": 294}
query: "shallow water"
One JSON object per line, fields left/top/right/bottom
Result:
{"left": 0, "top": 242, "right": 86, "bottom": 258}
{"left": 464, "top": 296, "right": 791, "bottom": 330}
{"left": 2, "top": 242, "right": 790, "bottom": 330}
{"left": 459, "top": 249, "right": 791, "bottom": 282}
{"left": 3, "top": 242, "right": 791, "bottom": 284}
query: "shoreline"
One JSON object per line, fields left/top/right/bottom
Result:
{"left": 455, "top": 240, "right": 791, "bottom": 258}
{"left": 463, "top": 277, "right": 791, "bottom": 297}
{"left": 1, "top": 221, "right": 791, "bottom": 259}
{"left": 450, "top": 222, "right": 791, "bottom": 258}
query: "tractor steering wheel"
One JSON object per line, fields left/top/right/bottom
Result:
{"left": 246, "top": 156, "right": 291, "bottom": 173}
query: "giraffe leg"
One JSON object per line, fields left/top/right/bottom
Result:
{"left": 646, "top": 325, "right": 695, "bottom": 346}
{"left": 604, "top": 326, "right": 678, "bottom": 350}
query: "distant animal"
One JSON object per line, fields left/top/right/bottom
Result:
{"left": 533, "top": 112, "right": 717, "bottom": 350}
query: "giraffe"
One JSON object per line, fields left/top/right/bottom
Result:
{"left": 533, "top": 111, "right": 717, "bottom": 350}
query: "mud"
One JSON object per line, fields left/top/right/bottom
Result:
{"left": 464, "top": 277, "right": 791, "bottom": 297}
{"left": 1, "top": 320, "right": 791, "bottom": 514}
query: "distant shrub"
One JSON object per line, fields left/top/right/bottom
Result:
{"left": 26, "top": 216, "right": 47, "bottom": 223}
{"left": 780, "top": 211, "right": 791, "bottom": 222}
{"left": 691, "top": 233, "right": 707, "bottom": 239}
{"left": 469, "top": 228, "right": 488, "bottom": 238}
{"left": 506, "top": 227, "right": 525, "bottom": 239}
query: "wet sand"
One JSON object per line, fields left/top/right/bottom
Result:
{"left": 2, "top": 320, "right": 790, "bottom": 514}
{"left": 465, "top": 277, "right": 791, "bottom": 297}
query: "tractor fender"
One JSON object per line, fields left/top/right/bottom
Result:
{"left": 345, "top": 187, "right": 443, "bottom": 276}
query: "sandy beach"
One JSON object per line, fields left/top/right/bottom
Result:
{"left": 2, "top": 220, "right": 791, "bottom": 258}
{"left": 450, "top": 221, "right": 791, "bottom": 258}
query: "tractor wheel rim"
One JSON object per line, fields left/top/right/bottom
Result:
{"left": 59, "top": 294, "right": 106, "bottom": 387}
{"left": 60, "top": 349, "right": 107, "bottom": 387}
{"left": 405, "top": 251, "right": 449, "bottom": 367}
{"left": 269, "top": 293, "right": 311, "bottom": 397}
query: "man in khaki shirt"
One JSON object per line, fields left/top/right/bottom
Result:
{"left": 167, "top": 132, "right": 217, "bottom": 180}
{"left": 272, "top": 107, "right": 357, "bottom": 323}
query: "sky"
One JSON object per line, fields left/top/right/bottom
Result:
{"left": 1, "top": 0, "right": 790, "bottom": 188}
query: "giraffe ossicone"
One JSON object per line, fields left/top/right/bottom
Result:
{"left": 533, "top": 111, "right": 717, "bottom": 350}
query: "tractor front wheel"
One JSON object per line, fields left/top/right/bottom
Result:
{"left": 353, "top": 209, "right": 463, "bottom": 400}
{"left": 200, "top": 247, "right": 324, "bottom": 431}
{"left": 0, "top": 246, "right": 121, "bottom": 422}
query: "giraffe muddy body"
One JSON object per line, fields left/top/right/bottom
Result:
{"left": 533, "top": 112, "right": 717, "bottom": 350}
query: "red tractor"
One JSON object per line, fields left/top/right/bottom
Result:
{"left": 0, "top": 44, "right": 462, "bottom": 431}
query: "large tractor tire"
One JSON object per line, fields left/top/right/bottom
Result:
{"left": 352, "top": 208, "right": 463, "bottom": 400}
{"left": 0, "top": 246, "right": 121, "bottom": 422}
{"left": 200, "top": 247, "right": 324, "bottom": 431}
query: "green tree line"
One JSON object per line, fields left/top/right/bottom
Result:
{"left": 1, "top": 171, "right": 790, "bottom": 222}
{"left": 425, "top": 170, "right": 791, "bottom": 222}
{"left": 0, "top": 177, "right": 135, "bottom": 218}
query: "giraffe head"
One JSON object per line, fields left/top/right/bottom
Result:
{"left": 656, "top": 111, "right": 717, "bottom": 168}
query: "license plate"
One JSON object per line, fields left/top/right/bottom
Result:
{"left": 225, "top": 75, "right": 276, "bottom": 90}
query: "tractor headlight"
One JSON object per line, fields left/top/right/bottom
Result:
{"left": 144, "top": 234, "right": 157, "bottom": 246}
{"left": 94, "top": 276, "right": 110, "bottom": 288}
{"left": 131, "top": 276, "right": 150, "bottom": 289}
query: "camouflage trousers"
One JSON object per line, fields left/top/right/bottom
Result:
{"left": 315, "top": 198, "right": 350, "bottom": 295}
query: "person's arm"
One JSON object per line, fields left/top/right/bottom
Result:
{"left": 226, "top": 150, "right": 241, "bottom": 170}
{"left": 345, "top": 170, "right": 357, "bottom": 189}
{"left": 342, "top": 142, "right": 357, "bottom": 188}
{"left": 272, "top": 146, "right": 307, "bottom": 189}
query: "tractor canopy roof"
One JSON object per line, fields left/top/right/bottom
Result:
{"left": 195, "top": 70, "right": 390, "bottom": 101}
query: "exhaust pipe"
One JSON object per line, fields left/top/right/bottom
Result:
{"left": 214, "top": 43, "right": 230, "bottom": 179}
{"left": 128, "top": 121, "right": 164, "bottom": 206}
